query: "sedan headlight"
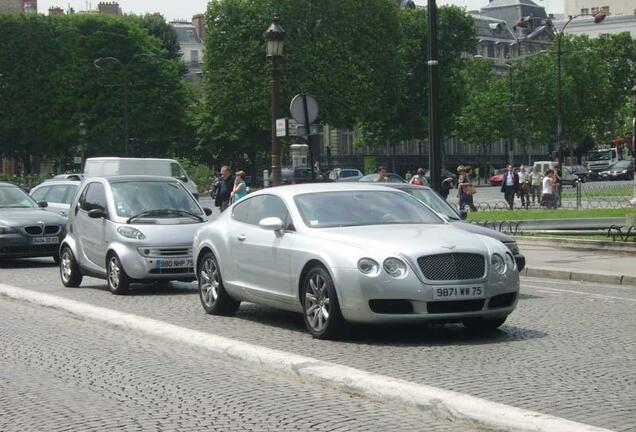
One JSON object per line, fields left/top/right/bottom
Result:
{"left": 117, "top": 226, "right": 146, "bottom": 240}
{"left": 504, "top": 252, "right": 515, "bottom": 270}
{"left": 0, "top": 225, "right": 15, "bottom": 235}
{"left": 491, "top": 254, "right": 506, "bottom": 275}
{"left": 358, "top": 258, "right": 380, "bottom": 276}
{"left": 383, "top": 257, "right": 408, "bottom": 278}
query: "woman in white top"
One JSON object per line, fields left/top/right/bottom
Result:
{"left": 541, "top": 169, "right": 556, "bottom": 209}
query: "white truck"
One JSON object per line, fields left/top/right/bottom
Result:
{"left": 83, "top": 157, "right": 200, "bottom": 199}
{"left": 587, "top": 148, "right": 620, "bottom": 180}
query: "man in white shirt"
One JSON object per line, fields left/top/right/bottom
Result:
{"left": 500, "top": 164, "right": 519, "bottom": 210}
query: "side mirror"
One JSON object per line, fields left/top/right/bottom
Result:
{"left": 38, "top": 201, "right": 48, "bottom": 208}
{"left": 459, "top": 210, "right": 468, "bottom": 220}
{"left": 88, "top": 208, "right": 106, "bottom": 219}
{"left": 203, "top": 207, "right": 213, "bottom": 217}
{"left": 259, "top": 217, "right": 284, "bottom": 232}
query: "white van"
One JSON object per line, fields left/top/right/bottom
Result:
{"left": 84, "top": 158, "right": 199, "bottom": 198}
{"left": 532, "top": 161, "right": 577, "bottom": 186}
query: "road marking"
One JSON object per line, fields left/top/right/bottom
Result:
{"left": 0, "top": 283, "right": 613, "bottom": 432}
{"left": 523, "top": 284, "right": 636, "bottom": 303}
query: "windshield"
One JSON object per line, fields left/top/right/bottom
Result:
{"left": 294, "top": 191, "right": 443, "bottom": 228}
{"left": 405, "top": 188, "right": 459, "bottom": 220}
{"left": 0, "top": 186, "right": 37, "bottom": 208}
{"left": 358, "top": 174, "right": 406, "bottom": 183}
{"left": 111, "top": 181, "right": 203, "bottom": 219}
{"left": 589, "top": 151, "right": 611, "bottom": 161}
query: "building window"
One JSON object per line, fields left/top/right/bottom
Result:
{"left": 580, "top": 8, "right": 589, "bottom": 14}
{"left": 601, "top": 6, "right": 609, "bottom": 14}
{"left": 591, "top": 7, "right": 598, "bottom": 14}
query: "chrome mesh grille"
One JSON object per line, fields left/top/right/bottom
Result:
{"left": 417, "top": 253, "right": 485, "bottom": 281}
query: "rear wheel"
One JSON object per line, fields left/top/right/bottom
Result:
{"left": 107, "top": 253, "right": 130, "bottom": 295}
{"left": 301, "top": 266, "right": 347, "bottom": 339}
{"left": 198, "top": 252, "right": 239, "bottom": 315}
{"left": 462, "top": 316, "right": 507, "bottom": 333}
{"left": 60, "top": 246, "right": 82, "bottom": 288}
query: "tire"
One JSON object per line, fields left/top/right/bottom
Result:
{"left": 107, "top": 253, "right": 130, "bottom": 295}
{"left": 198, "top": 252, "right": 239, "bottom": 315}
{"left": 301, "top": 266, "right": 347, "bottom": 339}
{"left": 60, "top": 246, "right": 82, "bottom": 288}
{"left": 463, "top": 316, "right": 507, "bottom": 333}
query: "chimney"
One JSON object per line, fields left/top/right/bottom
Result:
{"left": 192, "top": 14, "right": 206, "bottom": 40}
{"left": 97, "top": 1, "right": 121, "bottom": 15}
{"left": 49, "top": 6, "right": 65, "bottom": 15}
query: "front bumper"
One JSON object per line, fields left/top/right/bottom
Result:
{"left": 114, "top": 243, "right": 196, "bottom": 281}
{"left": 333, "top": 267, "right": 520, "bottom": 324}
{"left": 0, "top": 232, "right": 64, "bottom": 259}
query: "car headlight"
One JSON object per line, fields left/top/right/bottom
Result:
{"left": 621, "top": 170, "right": 628, "bottom": 174}
{"left": 358, "top": 258, "right": 380, "bottom": 276}
{"left": 117, "top": 226, "right": 146, "bottom": 240}
{"left": 383, "top": 257, "right": 408, "bottom": 278}
{"left": 504, "top": 241, "right": 519, "bottom": 256}
{"left": 504, "top": 252, "right": 515, "bottom": 270}
{"left": 0, "top": 225, "right": 15, "bottom": 235}
{"left": 491, "top": 254, "right": 506, "bottom": 275}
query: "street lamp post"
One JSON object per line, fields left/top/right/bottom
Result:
{"left": 516, "top": 13, "right": 605, "bottom": 171}
{"left": 94, "top": 53, "right": 157, "bottom": 157}
{"left": 264, "top": 15, "right": 286, "bottom": 187}
{"left": 631, "top": 85, "right": 636, "bottom": 206}
{"left": 427, "top": 0, "right": 442, "bottom": 193}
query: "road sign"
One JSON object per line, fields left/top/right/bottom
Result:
{"left": 294, "top": 124, "right": 320, "bottom": 136}
{"left": 290, "top": 94, "right": 319, "bottom": 125}
{"left": 276, "top": 118, "right": 288, "bottom": 137}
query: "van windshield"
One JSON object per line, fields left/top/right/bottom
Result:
{"left": 589, "top": 151, "right": 611, "bottom": 161}
{"left": 111, "top": 181, "right": 202, "bottom": 220}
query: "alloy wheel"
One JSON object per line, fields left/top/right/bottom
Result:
{"left": 61, "top": 250, "right": 73, "bottom": 283}
{"left": 304, "top": 273, "right": 331, "bottom": 333}
{"left": 108, "top": 256, "right": 121, "bottom": 289}
{"left": 200, "top": 257, "right": 219, "bottom": 308}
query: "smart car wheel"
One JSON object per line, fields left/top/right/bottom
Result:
{"left": 462, "top": 316, "right": 507, "bottom": 333}
{"left": 60, "top": 246, "right": 82, "bottom": 288}
{"left": 301, "top": 266, "right": 347, "bottom": 340}
{"left": 198, "top": 252, "right": 239, "bottom": 315}
{"left": 107, "top": 253, "right": 130, "bottom": 295}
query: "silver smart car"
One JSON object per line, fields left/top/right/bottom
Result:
{"left": 60, "top": 176, "right": 211, "bottom": 294}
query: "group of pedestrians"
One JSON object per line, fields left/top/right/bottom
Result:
{"left": 499, "top": 164, "right": 561, "bottom": 210}
{"left": 212, "top": 166, "right": 248, "bottom": 212}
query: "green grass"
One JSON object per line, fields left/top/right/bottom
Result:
{"left": 562, "top": 187, "right": 632, "bottom": 199}
{"left": 515, "top": 232, "right": 614, "bottom": 241}
{"left": 467, "top": 208, "right": 631, "bottom": 221}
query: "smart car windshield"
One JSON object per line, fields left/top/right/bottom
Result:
{"left": 111, "top": 181, "right": 203, "bottom": 220}
{"left": 0, "top": 186, "right": 37, "bottom": 208}
{"left": 294, "top": 191, "right": 443, "bottom": 228}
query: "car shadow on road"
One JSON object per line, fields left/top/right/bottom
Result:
{"left": 0, "top": 258, "right": 57, "bottom": 269}
{"left": 79, "top": 281, "right": 198, "bottom": 297}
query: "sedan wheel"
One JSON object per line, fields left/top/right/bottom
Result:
{"left": 60, "top": 246, "right": 82, "bottom": 288}
{"left": 198, "top": 252, "right": 239, "bottom": 315}
{"left": 302, "top": 266, "right": 347, "bottom": 339}
{"left": 107, "top": 254, "right": 130, "bottom": 295}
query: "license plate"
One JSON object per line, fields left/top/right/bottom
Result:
{"left": 31, "top": 236, "right": 59, "bottom": 245}
{"left": 433, "top": 286, "right": 484, "bottom": 300}
{"left": 155, "top": 258, "right": 193, "bottom": 269}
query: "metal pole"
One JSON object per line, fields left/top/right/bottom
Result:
{"left": 427, "top": 0, "right": 442, "bottom": 193}
{"left": 556, "top": 33, "right": 563, "bottom": 206}
{"left": 270, "top": 57, "right": 281, "bottom": 187}
{"left": 508, "top": 66, "right": 513, "bottom": 165}
{"left": 631, "top": 111, "right": 636, "bottom": 206}
{"left": 123, "top": 68, "right": 130, "bottom": 157}
{"left": 302, "top": 94, "right": 316, "bottom": 181}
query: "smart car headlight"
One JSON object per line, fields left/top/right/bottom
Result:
{"left": 491, "top": 254, "right": 506, "bottom": 275}
{"left": 358, "top": 258, "right": 380, "bottom": 276}
{"left": 117, "top": 226, "right": 146, "bottom": 240}
{"left": 383, "top": 258, "right": 408, "bottom": 278}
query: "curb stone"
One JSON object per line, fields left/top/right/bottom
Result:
{"left": 0, "top": 283, "right": 614, "bottom": 432}
{"left": 522, "top": 267, "right": 634, "bottom": 286}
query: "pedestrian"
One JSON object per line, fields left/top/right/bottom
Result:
{"left": 440, "top": 177, "right": 453, "bottom": 200}
{"left": 529, "top": 166, "right": 543, "bottom": 205}
{"left": 541, "top": 169, "right": 557, "bottom": 209}
{"left": 517, "top": 165, "right": 530, "bottom": 209}
{"left": 375, "top": 166, "right": 389, "bottom": 182}
{"left": 405, "top": 171, "right": 413, "bottom": 182}
{"left": 230, "top": 170, "right": 248, "bottom": 203}
{"left": 409, "top": 168, "right": 427, "bottom": 186}
{"left": 500, "top": 164, "right": 519, "bottom": 210}
{"left": 214, "top": 165, "right": 234, "bottom": 212}
{"left": 457, "top": 165, "right": 477, "bottom": 212}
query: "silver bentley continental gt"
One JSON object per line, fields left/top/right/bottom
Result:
{"left": 193, "top": 183, "right": 520, "bottom": 339}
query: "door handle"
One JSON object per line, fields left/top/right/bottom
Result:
{"left": 237, "top": 234, "right": 246, "bottom": 242}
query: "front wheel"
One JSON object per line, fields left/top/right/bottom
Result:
{"left": 60, "top": 246, "right": 82, "bottom": 288}
{"left": 198, "top": 252, "right": 239, "bottom": 315}
{"left": 107, "top": 253, "right": 130, "bottom": 295}
{"left": 463, "top": 316, "right": 507, "bottom": 333}
{"left": 301, "top": 266, "right": 347, "bottom": 339}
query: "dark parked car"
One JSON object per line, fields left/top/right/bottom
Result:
{"left": 0, "top": 182, "right": 67, "bottom": 262}
{"left": 383, "top": 183, "right": 525, "bottom": 271}
{"left": 566, "top": 165, "right": 588, "bottom": 182}
{"left": 599, "top": 160, "right": 634, "bottom": 181}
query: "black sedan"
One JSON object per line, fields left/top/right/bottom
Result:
{"left": 0, "top": 182, "right": 66, "bottom": 262}
{"left": 600, "top": 160, "right": 634, "bottom": 181}
{"left": 383, "top": 183, "right": 525, "bottom": 271}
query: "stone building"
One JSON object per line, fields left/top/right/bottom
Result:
{"left": 170, "top": 20, "right": 205, "bottom": 83}
{"left": 0, "top": 0, "right": 36, "bottom": 13}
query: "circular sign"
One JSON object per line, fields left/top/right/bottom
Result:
{"left": 290, "top": 94, "right": 319, "bottom": 125}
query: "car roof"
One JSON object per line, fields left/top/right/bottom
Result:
{"left": 0, "top": 182, "right": 18, "bottom": 188}
{"left": 379, "top": 183, "right": 433, "bottom": 192}
{"left": 84, "top": 175, "right": 181, "bottom": 184}
{"left": 33, "top": 180, "right": 81, "bottom": 188}
{"left": 253, "top": 182, "right": 413, "bottom": 199}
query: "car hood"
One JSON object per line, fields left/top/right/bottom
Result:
{"left": 124, "top": 221, "right": 205, "bottom": 244}
{"left": 451, "top": 221, "right": 512, "bottom": 243}
{"left": 311, "top": 224, "right": 489, "bottom": 257}
{"left": 0, "top": 208, "right": 67, "bottom": 226}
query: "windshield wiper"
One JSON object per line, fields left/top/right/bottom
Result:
{"left": 127, "top": 209, "right": 203, "bottom": 224}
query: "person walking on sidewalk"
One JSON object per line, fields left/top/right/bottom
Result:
{"left": 230, "top": 170, "right": 248, "bottom": 203}
{"left": 541, "top": 169, "right": 557, "bottom": 209}
{"left": 518, "top": 165, "right": 530, "bottom": 209}
{"left": 457, "top": 165, "right": 477, "bottom": 212}
{"left": 529, "top": 167, "right": 543, "bottom": 205}
{"left": 215, "top": 165, "right": 234, "bottom": 212}
{"left": 501, "top": 164, "right": 519, "bottom": 210}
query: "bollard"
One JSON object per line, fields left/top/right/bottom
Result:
{"left": 263, "top": 170, "right": 270, "bottom": 188}
{"left": 575, "top": 180, "right": 582, "bottom": 210}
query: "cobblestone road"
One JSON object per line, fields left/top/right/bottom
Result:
{"left": 0, "top": 298, "right": 478, "bottom": 432}
{"left": 1, "top": 259, "right": 635, "bottom": 431}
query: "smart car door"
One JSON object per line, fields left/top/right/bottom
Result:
{"left": 77, "top": 182, "right": 109, "bottom": 269}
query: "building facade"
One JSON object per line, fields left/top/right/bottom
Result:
{"left": 0, "top": 0, "right": 36, "bottom": 13}
{"left": 564, "top": 0, "right": 634, "bottom": 17}
{"left": 170, "top": 20, "right": 205, "bottom": 83}
{"left": 555, "top": 14, "right": 636, "bottom": 38}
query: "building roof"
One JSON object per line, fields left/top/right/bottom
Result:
{"left": 170, "top": 23, "right": 202, "bottom": 44}
{"left": 471, "top": 13, "right": 516, "bottom": 41}
{"left": 480, "top": 0, "right": 548, "bottom": 33}
{"left": 482, "top": 0, "right": 543, "bottom": 9}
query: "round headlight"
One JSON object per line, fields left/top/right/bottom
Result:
{"left": 0, "top": 225, "right": 14, "bottom": 235}
{"left": 383, "top": 258, "right": 408, "bottom": 278}
{"left": 504, "top": 252, "right": 515, "bottom": 270}
{"left": 491, "top": 254, "right": 506, "bottom": 275}
{"left": 358, "top": 258, "right": 380, "bottom": 276}
{"left": 117, "top": 226, "right": 146, "bottom": 240}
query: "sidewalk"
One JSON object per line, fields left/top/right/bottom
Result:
{"left": 519, "top": 243, "right": 636, "bottom": 286}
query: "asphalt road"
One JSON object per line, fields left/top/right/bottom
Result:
{"left": 1, "top": 259, "right": 635, "bottom": 431}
